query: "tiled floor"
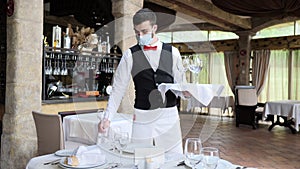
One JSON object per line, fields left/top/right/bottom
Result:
{"left": 179, "top": 112, "right": 300, "bottom": 169}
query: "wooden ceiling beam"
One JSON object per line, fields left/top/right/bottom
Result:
{"left": 146, "top": 0, "right": 252, "bottom": 31}
{"left": 159, "top": 23, "right": 230, "bottom": 32}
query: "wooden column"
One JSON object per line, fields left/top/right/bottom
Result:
{"left": 111, "top": 0, "right": 143, "bottom": 114}
{"left": 235, "top": 31, "right": 255, "bottom": 85}
{"left": 1, "top": 0, "right": 43, "bottom": 168}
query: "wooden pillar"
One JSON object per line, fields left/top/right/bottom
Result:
{"left": 235, "top": 31, "right": 255, "bottom": 85}
{"left": 1, "top": 0, "right": 43, "bottom": 168}
{"left": 111, "top": 0, "right": 143, "bottom": 114}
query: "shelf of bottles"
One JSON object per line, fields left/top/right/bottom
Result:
{"left": 42, "top": 46, "right": 121, "bottom": 101}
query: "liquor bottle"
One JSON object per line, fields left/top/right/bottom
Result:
{"left": 63, "top": 28, "right": 71, "bottom": 50}
{"left": 101, "top": 36, "right": 107, "bottom": 54}
{"left": 106, "top": 34, "right": 111, "bottom": 53}
{"left": 97, "top": 36, "right": 102, "bottom": 53}
{"left": 52, "top": 25, "right": 61, "bottom": 49}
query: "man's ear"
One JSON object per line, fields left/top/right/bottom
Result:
{"left": 152, "top": 24, "right": 158, "bottom": 33}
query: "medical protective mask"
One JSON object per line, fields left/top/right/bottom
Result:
{"left": 136, "top": 32, "right": 153, "bottom": 46}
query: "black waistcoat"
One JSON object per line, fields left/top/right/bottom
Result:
{"left": 130, "top": 43, "right": 177, "bottom": 110}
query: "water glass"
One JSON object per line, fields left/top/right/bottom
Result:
{"left": 184, "top": 138, "right": 202, "bottom": 169}
{"left": 181, "top": 56, "right": 190, "bottom": 82}
{"left": 189, "top": 56, "right": 203, "bottom": 83}
{"left": 200, "top": 147, "right": 219, "bottom": 169}
{"left": 114, "top": 131, "right": 130, "bottom": 166}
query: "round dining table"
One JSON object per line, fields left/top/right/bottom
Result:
{"left": 26, "top": 144, "right": 246, "bottom": 169}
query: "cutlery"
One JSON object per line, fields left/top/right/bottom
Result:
{"left": 176, "top": 161, "right": 185, "bottom": 166}
{"left": 43, "top": 159, "right": 61, "bottom": 165}
{"left": 177, "top": 159, "right": 202, "bottom": 167}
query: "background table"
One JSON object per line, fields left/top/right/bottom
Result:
{"left": 264, "top": 100, "right": 300, "bottom": 133}
{"left": 188, "top": 96, "right": 234, "bottom": 116}
{"left": 63, "top": 113, "right": 133, "bottom": 148}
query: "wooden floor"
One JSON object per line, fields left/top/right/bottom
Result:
{"left": 179, "top": 112, "right": 300, "bottom": 169}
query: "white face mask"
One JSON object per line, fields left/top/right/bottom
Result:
{"left": 136, "top": 32, "right": 153, "bottom": 46}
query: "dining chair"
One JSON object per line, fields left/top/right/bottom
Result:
{"left": 234, "top": 86, "right": 265, "bottom": 129}
{"left": 32, "top": 111, "right": 64, "bottom": 155}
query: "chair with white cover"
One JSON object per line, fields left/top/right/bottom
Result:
{"left": 234, "top": 86, "right": 264, "bottom": 129}
{"left": 32, "top": 111, "right": 64, "bottom": 155}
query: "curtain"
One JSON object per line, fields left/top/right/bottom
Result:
{"left": 224, "top": 51, "right": 238, "bottom": 92}
{"left": 291, "top": 50, "right": 300, "bottom": 100}
{"left": 258, "top": 50, "right": 289, "bottom": 102}
{"left": 252, "top": 49, "right": 270, "bottom": 95}
{"left": 210, "top": 52, "right": 233, "bottom": 96}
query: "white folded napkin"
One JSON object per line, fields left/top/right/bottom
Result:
{"left": 75, "top": 145, "right": 105, "bottom": 166}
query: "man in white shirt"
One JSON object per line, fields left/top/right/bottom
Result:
{"left": 98, "top": 8, "right": 188, "bottom": 154}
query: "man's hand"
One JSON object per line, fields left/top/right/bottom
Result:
{"left": 98, "top": 119, "right": 111, "bottom": 133}
{"left": 182, "top": 91, "right": 192, "bottom": 98}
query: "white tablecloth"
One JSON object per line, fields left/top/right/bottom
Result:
{"left": 63, "top": 113, "right": 133, "bottom": 146}
{"left": 264, "top": 100, "right": 300, "bottom": 131}
{"left": 26, "top": 145, "right": 248, "bottom": 169}
{"left": 188, "top": 96, "right": 234, "bottom": 113}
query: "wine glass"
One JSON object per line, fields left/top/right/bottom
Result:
{"left": 114, "top": 131, "right": 130, "bottom": 166}
{"left": 200, "top": 147, "right": 220, "bottom": 169}
{"left": 97, "top": 110, "right": 110, "bottom": 145}
{"left": 189, "top": 56, "right": 203, "bottom": 84}
{"left": 181, "top": 56, "right": 190, "bottom": 83}
{"left": 184, "top": 138, "right": 203, "bottom": 169}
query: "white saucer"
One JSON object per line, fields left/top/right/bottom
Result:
{"left": 55, "top": 149, "right": 74, "bottom": 157}
{"left": 59, "top": 157, "right": 106, "bottom": 169}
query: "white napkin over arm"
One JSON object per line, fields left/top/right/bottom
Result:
{"left": 158, "top": 83, "right": 224, "bottom": 106}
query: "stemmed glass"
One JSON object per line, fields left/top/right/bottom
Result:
{"left": 182, "top": 56, "right": 190, "bottom": 83}
{"left": 184, "top": 138, "right": 203, "bottom": 169}
{"left": 97, "top": 110, "right": 109, "bottom": 145}
{"left": 189, "top": 56, "right": 203, "bottom": 84}
{"left": 114, "top": 131, "right": 130, "bottom": 167}
{"left": 200, "top": 147, "right": 220, "bottom": 169}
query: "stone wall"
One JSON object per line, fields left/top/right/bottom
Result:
{"left": 1, "top": 0, "right": 43, "bottom": 168}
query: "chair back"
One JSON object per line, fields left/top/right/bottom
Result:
{"left": 32, "top": 111, "right": 64, "bottom": 155}
{"left": 237, "top": 88, "right": 258, "bottom": 106}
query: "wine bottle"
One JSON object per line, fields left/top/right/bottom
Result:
{"left": 106, "top": 34, "right": 111, "bottom": 53}
{"left": 63, "top": 28, "right": 71, "bottom": 50}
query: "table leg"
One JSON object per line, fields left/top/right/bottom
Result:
{"left": 268, "top": 115, "right": 297, "bottom": 134}
{"left": 268, "top": 115, "right": 277, "bottom": 131}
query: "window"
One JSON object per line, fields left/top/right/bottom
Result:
{"left": 157, "top": 30, "right": 238, "bottom": 43}
{"left": 172, "top": 31, "right": 208, "bottom": 42}
{"left": 183, "top": 52, "right": 233, "bottom": 96}
{"left": 258, "top": 49, "right": 300, "bottom": 102}
{"left": 253, "top": 22, "right": 295, "bottom": 39}
{"left": 157, "top": 32, "right": 172, "bottom": 43}
{"left": 208, "top": 31, "right": 238, "bottom": 41}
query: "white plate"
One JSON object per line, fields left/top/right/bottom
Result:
{"left": 59, "top": 157, "right": 106, "bottom": 169}
{"left": 185, "top": 158, "right": 234, "bottom": 169}
{"left": 122, "top": 143, "right": 155, "bottom": 154}
{"left": 55, "top": 149, "right": 74, "bottom": 157}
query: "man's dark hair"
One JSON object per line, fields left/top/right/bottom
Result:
{"left": 133, "top": 8, "right": 157, "bottom": 26}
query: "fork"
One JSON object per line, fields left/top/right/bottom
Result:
{"left": 43, "top": 159, "right": 61, "bottom": 165}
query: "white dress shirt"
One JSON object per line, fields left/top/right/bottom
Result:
{"left": 105, "top": 40, "right": 186, "bottom": 121}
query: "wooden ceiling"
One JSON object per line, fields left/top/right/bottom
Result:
{"left": 44, "top": 0, "right": 300, "bottom": 34}
{"left": 146, "top": 0, "right": 300, "bottom": 33}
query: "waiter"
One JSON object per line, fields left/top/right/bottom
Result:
{"left": 98, "top": 8, "right": 189, "bottom": 154}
